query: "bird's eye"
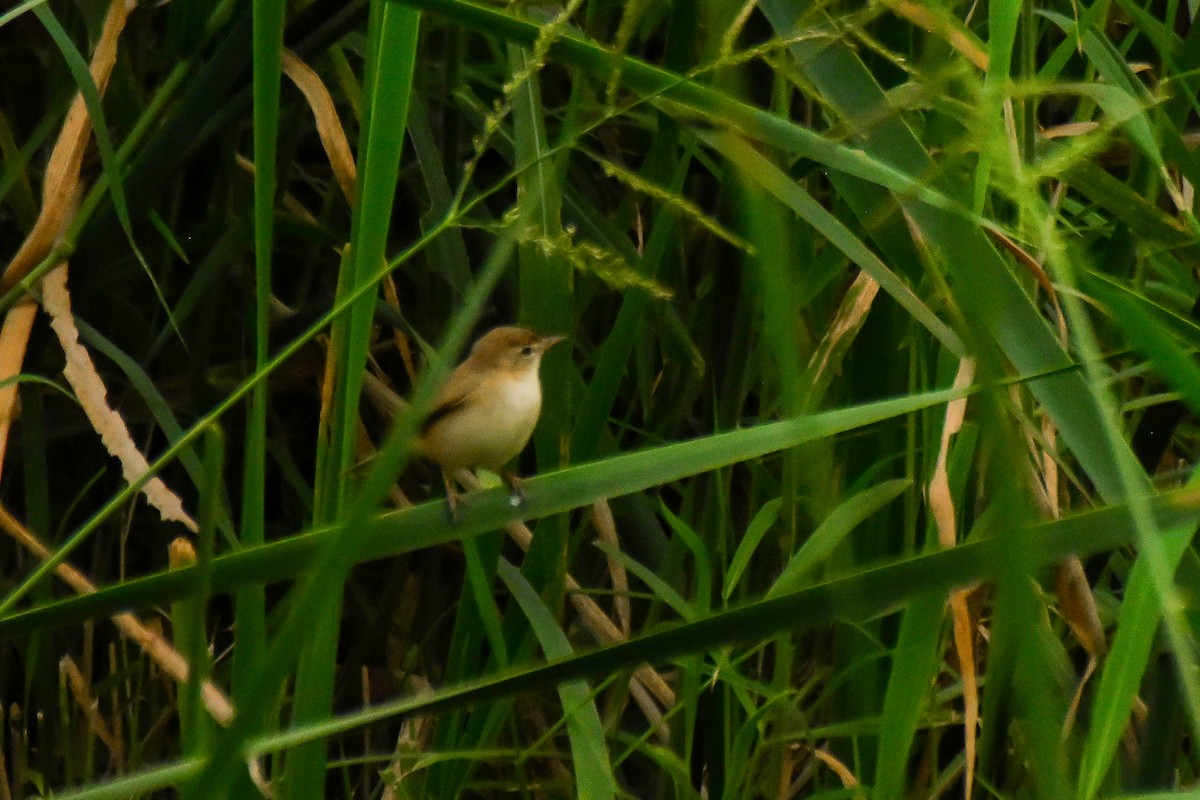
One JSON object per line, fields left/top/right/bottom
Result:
{"left": 520, "top": 346, "right": 534, "bottom": 356}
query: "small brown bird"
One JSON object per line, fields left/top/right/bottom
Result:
{"left": 414, "top": 325, "right": 565, "bottom": 517}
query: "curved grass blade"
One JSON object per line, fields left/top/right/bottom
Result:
{"left": 188, "top": 217, "right": 505, "bottom": 799}
{"left": 594, "top": 540, "right": 694, "bottom": 621}
{"left": 723, "top": 498, "right": 781, "bottom": 602}
{"left": 26, "top": 489, "right": 1200, "bottom": 797}
{"left": 0, "top": 213, "right": 453, "bottom": 622}
{"left": 768, "top": 479, "right": 912, "bottom": 599}
{"left": 0, "top": 0, "right": 48, "bottom": 29}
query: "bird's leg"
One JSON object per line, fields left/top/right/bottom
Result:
{"left": 441, "top": 469, "right": 462, "bottom": 522}
{"left": 499, "top": 470, "right": 526, "bottom": 508}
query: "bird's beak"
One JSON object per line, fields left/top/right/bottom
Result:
{"left": 538, "top": 334, "right": 567, "bottom": 353}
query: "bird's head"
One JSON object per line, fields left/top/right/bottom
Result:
{"left": 468, "top": 326, "right": 566, "bottom": 376}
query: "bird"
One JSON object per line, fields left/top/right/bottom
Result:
{"left": 413, "top": 325, "right": 565, "bottom": 518}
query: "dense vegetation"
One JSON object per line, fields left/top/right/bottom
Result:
{"left": 2, "top": 0, "right": 1200, "bottom": 797}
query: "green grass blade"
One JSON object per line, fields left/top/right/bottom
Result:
{"left": 873, "top": 594, "right": 945, "bottom": 800}
{"left": 1077, "top": 524, "right": 1196, "bottom": 800}
{"left": 594, "top": 540, "right": 695, "bottom": 621}
{"left": 0, "top": 0, "right": 48, "bottom": 29}
{"left": 497, "top": 559, "right": 616, "bottom": 800}
{"left": 188, "top": 221, "right": 507, "bottom": 799}
{"left": 463, "top": 536, "right": 510, "bottom": 666}
{"left": 1075, "top": 280, "right": 1200, "bottom": 798}
{"left": 234, "top": 0, "right": 284, "bottom": 790}
{"left": 769, "top": 480, "right": 912, "bottom": 598}
{"left": 722, "top": 498, "right": 780, "bottom": 603}
{"left": 398, "top": 0, "right": 981, "bottom": 222}
{"left": 42, "top": 760, "right": 203, "bottom": 800}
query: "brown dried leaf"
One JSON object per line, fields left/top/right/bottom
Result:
{"left": 1057, "top": 555, "right": 1106, "bottom": 657}
{"left": 42, "top": 265, "right": 198, "bottom": 532}
{"left": 1, "top": 0, "right": 131, "bottom": 291}
{"left": 929, "top": 358, "right": 975, "bottom": 548}
{"left": 282, "top": 50, "right": 357, "bottom": 204}
{"left": 1063, "top": 650, "right": 1099, "bottom": 741}
{"left": 0, "top": 298, "right": 38, "bottom": 484}
{"left": 168, "top": 536, "right": 197, "bottom": 569}
{"left": 0, "top": 0, "right": 131, "bottom": 485}
{"left": 928, "top": 357, "right": 978, "bottom": 800}
{"left": 1042, "top": 121, "right": 1102, "bottom": 139}
{"left": 885, "top": 0, "right": 988, "bottom": 70}
{"left": 801, "top": 271, "right": 879, "bottom": 412}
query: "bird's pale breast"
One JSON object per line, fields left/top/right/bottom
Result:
{"left": 419, "top": 367, "right": 542, "bottom": 471}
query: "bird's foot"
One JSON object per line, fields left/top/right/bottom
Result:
{"left": 441, "top": 471, "right": 463, "bottom": 523}
{"left": 444, "top": 493, "right": 463, "bottom": 522}
{"left": 501, "top": 472, "right": 526, "bottom": 508}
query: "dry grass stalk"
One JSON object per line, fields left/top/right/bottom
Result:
{"left": 590, "top": 498, "right": 630, "bottom": 635}
{"left": 1057, "top": 556, "right": 1106, "bottom": 659}
{"left": 0, "top": 505, "right": 234, "bottom": 727}
{"left": 983, "top": 225, "right": 1068, "bottom": 345}
{"left": 380, "top": 675, "right": 434, "bottom": 800}
{"left": 318, "top": 330, "right": 340, "bottom": 448}
{"left": 812, "top": 747, "right": 859, "bottom": 789}
{"left": 992, "top": 228, "right": 1109, "bottom": 739}
{"left": 455, "top": 470, "right": 676, "bottom": 724}
{"left": 381, "top": 276, "right": 416, "bottom": 382}
{"left": 60, "top": 654, "right": 123, "bottom": 767}
{"left": 235, "top": 153, "right": 319, "bottom": 231}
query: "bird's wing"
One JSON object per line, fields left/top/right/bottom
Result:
{"left": 418, "top": 369, "right": 475, "bottom": 435}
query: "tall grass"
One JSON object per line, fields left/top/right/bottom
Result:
{"left": 2, "top": 0, "right": 1200, "bottom": 798}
